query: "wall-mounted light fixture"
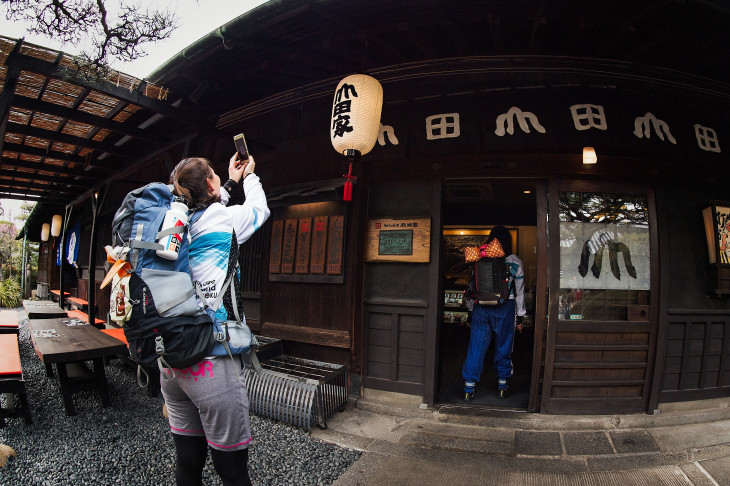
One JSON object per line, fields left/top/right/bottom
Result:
{"left": 51, "top": 214, "right": 63, "bottom": 237}
{"left": 702, "top": 202, "right": 730, "bottom": 295}
{"left": 582, "top": 147, "right": 597, "bottom": 165}
{"left": 41, "top": 223, "right": 50, "bottom": 242}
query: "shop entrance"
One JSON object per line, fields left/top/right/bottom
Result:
{"left": 437, "top": 179, "right": 539, "bottom": 409}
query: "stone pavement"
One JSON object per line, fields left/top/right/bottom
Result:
{"left": 311, "top": 396, "right": 730, "bottom": 485}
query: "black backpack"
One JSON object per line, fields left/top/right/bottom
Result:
{"left": 472, "top": 256, "right": 511, "bottom": 306}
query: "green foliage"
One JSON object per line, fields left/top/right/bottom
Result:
{"left": 0, "top": 277, "right": 21, "bottom": 308}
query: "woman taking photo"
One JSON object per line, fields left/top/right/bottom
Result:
{"left": 163, "top": 152, "right": 270, "bottom": 486}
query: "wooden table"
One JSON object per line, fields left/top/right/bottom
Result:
{"left": 23, "top": 300, "right": 69, "bottom": 319}
{"left": 27, "top": 318, "right": 128, "bottom": 416}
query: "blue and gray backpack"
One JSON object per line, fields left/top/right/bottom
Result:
{"left": 104, "top": 183, "right": 216, "bottom": 375}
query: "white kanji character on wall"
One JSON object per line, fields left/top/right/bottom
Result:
{"left": 494, "top": 107, "right": 546, "bottom": 136}
{"left": 694, "top": 124, "right": 721, "bottom": 153}
{"left": 633, "top": 113, "right": 676, "bottom": 144}
{"left": 570, "top": 104, "right": 607, "bottom": 131}
{"left": 378, "top": 123, "right": 400, "bottom": 146}
{"left": 426, "top": 113, "right": 460, "bottom": 140}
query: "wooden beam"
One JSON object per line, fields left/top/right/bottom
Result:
{"left": 11, "top": 96, "right": 162, "bottom": 145}
{"left": 6, "top": 121, "right": 134, "bottom": 160}
{"left": 10, "top": 53, "right": 193, "bottom": 126}
{"left": 0, "top": 169, "right": 88, "bottom": 187}
{"left": 0, "top": 156, "right": 103, "bottom": 179}
{"left": 0, "top": 180, "right": 78, "bottom": 195}
{"left": 69, "top": 127, "right": 199, "bottom": 205}
{"left": 261, "top": 322, "right": 351, "bottom": 348}
{"left": 1, "top": 142, "right": 89, "bottom": 166}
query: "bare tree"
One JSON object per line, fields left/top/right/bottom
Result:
{"left": 1, "top": 0, "right": 177, "bottom": 76}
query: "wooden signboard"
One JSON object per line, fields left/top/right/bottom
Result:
{"left": 281, "top": 219, "right": 298, "bottom": 274}
{"left": 295, "top": 218, "right": 312, "bottom": 274}
{"left": 365, "top": 218, "right": 431, "bottom": 262}
{"left": 269, "top": 220, "right": 284, "bottom": 273}
{"left": 327, "top": 215, "right": 345, "bottom": 274}
{"left": 310, "top": 216, "right": 329, "bottom": 274}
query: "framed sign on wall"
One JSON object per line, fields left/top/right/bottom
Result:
{"left": 365, "top": 218, "right": 431, "bottom": 262}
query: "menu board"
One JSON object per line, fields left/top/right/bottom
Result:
{"left": 310, "top": 216, "right": 329, "bottom": 274}
{"left": 281, "top": 219, "right": 298, "bottom": 274}
{"left": 269, "top": 220, "right": 284, "bottom": 273}
{"left": 327, "top": 215, "right": 344, "bottom": 274}
{"left": 295, "top": 218, "right": 312, "bottom": 274}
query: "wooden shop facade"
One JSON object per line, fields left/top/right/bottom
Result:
{"left": 9, "top": 1, "right": 730, "bottom": 415}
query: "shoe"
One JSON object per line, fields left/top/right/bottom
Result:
{"left": 464, "top": 391, "right": 475, "bottom": 402}
{"left": 498, "top": 379, "right": 509, "bottom": 399}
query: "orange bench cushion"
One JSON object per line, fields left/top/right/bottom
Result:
{"left": 101, "top": 328, "right": 128, "bottom": 346}
{"left": 0, "top": 334, "right": 21, "bottom": 375}
{"left": 66, "top": 309, "right": 104, "bottom": 325}
{"left": 67, "top": 297, "right": 88, "bottom": 306}
{"left": 0, "top": 309, "right": 19, "bottom": 328}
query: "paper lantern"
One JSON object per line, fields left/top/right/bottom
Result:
{"left": 330, "top": 74, "right": 383, "bottom": 201}
{"left": 41, "top": 223, "right": 50, "bottom": 242}
{"left": 51, "top": 214, "right": 63, "bottom": 237}
{"left": 330, "top": 74, "right": 383, "bottom": 157}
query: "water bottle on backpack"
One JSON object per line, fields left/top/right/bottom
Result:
{"left": 156, "top": 195, "right": 188, "bottom": 260}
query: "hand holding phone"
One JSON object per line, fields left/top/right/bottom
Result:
{"left": 233, "top": 133, "right": 249, "bottom": 167}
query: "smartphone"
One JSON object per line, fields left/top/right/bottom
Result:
{"left": 233, "top": 133, "right": 249, "bottom": 164}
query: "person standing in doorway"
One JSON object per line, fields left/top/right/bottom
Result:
{"left": 462, "top": 225, "right": 526, "bottom": 401}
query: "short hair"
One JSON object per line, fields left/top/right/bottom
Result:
{"left": 488, "top": 225, "right": 512, "bottom": 255}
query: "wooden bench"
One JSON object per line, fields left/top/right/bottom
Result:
{"left": 50, "top": 290, "right": 70, "bottom": 303}
{"left": 67, "top": 297, "right": 88, "bottom": 311}
{"left": 0, "top": 310, "right": 19, "bottom": 334}
{"left": 0, "top": 334, "right": 32, "bottom": 427}
{"left": 100, "top": 328, "right": 128, "bottom": 346}
{"left": 66, "top": 309, "right": 105, "bottom": 329}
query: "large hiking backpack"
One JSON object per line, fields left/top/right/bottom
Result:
{"left": 102, "top": 183, "right": 216, "bottom": 373}
{"left": 469, "top": 238, "right": 512, "bottom": 306}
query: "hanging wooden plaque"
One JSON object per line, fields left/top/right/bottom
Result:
{"left": 326, "top": 215, "right": 345, "bottom": 274}
{"left": 295, "top": 217, "right": 312, "bottom": 274}
{"left": 310, "top": 216, "right": 329, "bottom": 274}
{"left": 269, "top": 220, "right": 284, "bottom": 274}
{"left": 281, "top": 219, "right": 298, "bottom": 274}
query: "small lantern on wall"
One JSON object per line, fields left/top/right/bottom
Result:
{"left": 702, "top": 202, "right": 730, "bottom": 295}
{"left": 51, "top": 214, "right": 63, "bottom": 237}
{"left": 40, "top": 223, "right": 50, "bottom": 242}
{"left": 330, "top": 74, "right": 383, "bottom": 201}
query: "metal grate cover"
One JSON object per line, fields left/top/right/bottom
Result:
{"left": 244, "top": 355, "right": 347, "bottom": 430}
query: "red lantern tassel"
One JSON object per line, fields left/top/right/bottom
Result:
{"left": 343, "top": 162, "right": 356, "bottom": 202}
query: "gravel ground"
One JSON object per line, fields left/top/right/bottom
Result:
{"left": 0, "top": 308, "right": 361, "bottom": 485}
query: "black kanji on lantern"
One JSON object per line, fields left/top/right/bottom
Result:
{"left": 332, "top": 83, "right": 359, "bottom": 138}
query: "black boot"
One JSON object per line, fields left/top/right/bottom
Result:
{"left": 464, "top": 390, "right": 475, "bottom": 402}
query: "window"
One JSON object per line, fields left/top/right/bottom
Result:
{"left": 558, "top": 192, "right": 650, "bottom": 321}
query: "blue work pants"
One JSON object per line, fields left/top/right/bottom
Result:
{"left": 462, "top": 300, "right": 516, "bottom": 392}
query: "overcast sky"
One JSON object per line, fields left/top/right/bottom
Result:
{"left": 0, "top": 0, "right": 268, "bottom": 227}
